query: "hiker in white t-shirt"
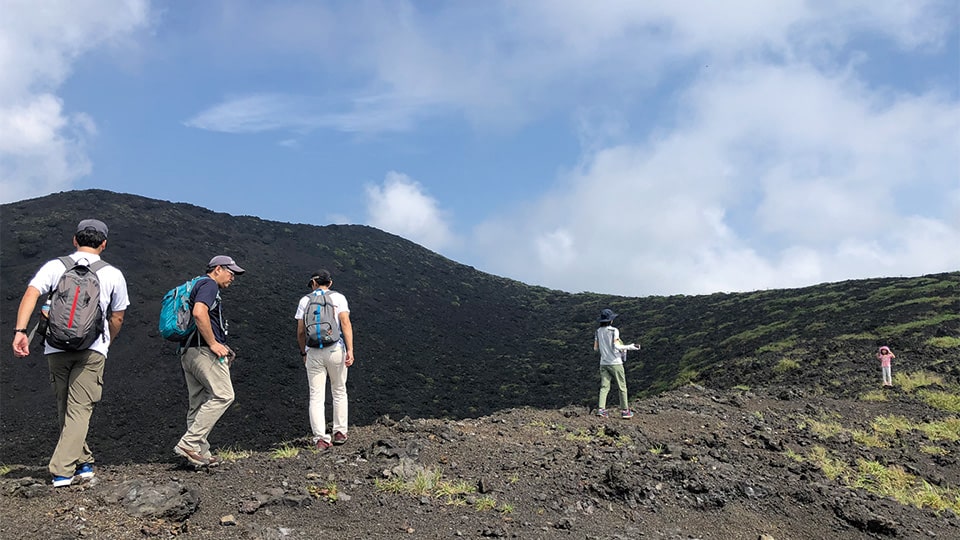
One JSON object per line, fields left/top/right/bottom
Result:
{"left": 295, "top": 269, "right": 355, "bottom": 451}
{"left": 11, "top": 219, "right": 130, "bottom": 487}
{"left": 593, "top": 309, "right": 639, "bottom": 419}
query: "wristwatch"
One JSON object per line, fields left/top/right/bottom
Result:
{"left": 300, "top": 351, "right": 307, "bottom": 357}
{"left": 14, "top": 329, "right": 28, "bottom": 334}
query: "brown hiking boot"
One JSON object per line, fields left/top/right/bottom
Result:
{"left": 175, "top": 445, "right": 210, "bottom": 466}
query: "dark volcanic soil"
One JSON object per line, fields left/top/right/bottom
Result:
{"left": 2, "top": 384, "right": 957, "bottom": 539}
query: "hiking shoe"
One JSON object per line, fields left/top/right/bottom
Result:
{"left": 621, "top": 409, "right": 634, "bottom": 419}
{"left": 76, "top": 463, "right": 95, "bottom": 479}
{"left": 205, "top": 455, "right": 221, "bottom": 468}
{"left": 316, "top": 439, "right": 332, "bottom": 451}
{"left": 597, "top": 408, "right": 608, "bottom": 418}
{"left": 52, "top": 475, "right": 73, "bottom": 488}
{"left": 174, "top": 445, "right": 210, "bottom": 466}
{"left": 333, "top": 432, "right": 347, "bottom": 445}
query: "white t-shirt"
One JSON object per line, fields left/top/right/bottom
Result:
{"left": 295, "top": 289, "right": 349, "bottom": 347}
{"left": 595, "top": 326, "right": 639, "bottom": 366}
{"left": 28, "top": 251, "right": 131, "bottom": 357}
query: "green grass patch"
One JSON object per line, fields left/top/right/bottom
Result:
{"left": 783, "top": 449, "right": 804, "bottom": 462}
{"left": 919, "top": 417, "right": 960, "bottom": 442}
{"left": 852, "top": 459, "right": 960, "bottom": 514}
{"left": 870, "top": 415, "right": 913, "bottom": 437}
{"left": 859, "top": 390, "right": 889, "bottom": 402}
{"left": 894, "top": 371, "right": 944, "bottom": 392}
{"left": 808, "top": 419, "right": 845, "bottom": 439}
{"left": 474, "top": 495, "right": 497, "bottom": 512}
{"left": 877, "top": 314, "right": 960, "bottom": 336}
{"left": 808, "top": 447, "right": 960, "bottom": 514}
{"left": 375, "top": 467, "right": 478, "bottom": 506}
{"left": 758, "top": 338, "right": 797, "bottom": 354}
{"left": 918, "top": 390, "right": 960, "bottom": 413}
{"left": 271, "top": 443, "right": 300, "bottom": 459}
{"left": 773, "top": 358, "right": 800, "bottom": 373}
{"left": 0, "top": 464, "right": 11, "bottom": 476}
{"left": 920, "top": 445, "right": 948, "bottom": 456}
{"left": 851, "top": 429, "right": 887, "bottom": 448}
{"left": 673, "top": 368, "right": 699, "bottom": 386}
{"left": 719, "top": 322, "right": 788, "bottom": 347}
{"left": 834, "top": 332, "right": 879, "bottom": 340}
{"left": 216, "top": 446, "right": 252, "bottom": 461}
{"left": 808, "top": 446, "right": 850, "bottom": 480}
{"left": 564, "top": 429, "right": 593, "bottom": 443}
{"left": 926, "top": 336, "right": 960, "bottom": 348}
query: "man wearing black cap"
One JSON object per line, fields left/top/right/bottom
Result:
{"left": 295, "top": 269, "right": 354, "bottom": 450}
{"left": 11, "top": 219, "right": 130, "bottom": 487}
{"left": 173, "top": 255, "right": 245, "bottom": 467}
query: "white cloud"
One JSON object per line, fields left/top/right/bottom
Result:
{"left": 364, "top": 171, "right": 456, "bottom": 252}
{"left": 181, "top": 0, "right": 955, "bottom": 137}
{"left": 0, "top": 0, "right": 150, "bottom": 203}
{"left": 471, "top": 59, "right": 960, "bottom": 295}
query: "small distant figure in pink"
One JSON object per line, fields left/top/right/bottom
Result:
{"left": 876, "top": 346, "right": 895, "bottom": 387}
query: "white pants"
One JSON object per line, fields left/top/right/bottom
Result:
{"left": 306, "top": 345, "right": 348, "bottom": 443}
{"left": 882, "top": 365, "right": 892, "bottom": 385}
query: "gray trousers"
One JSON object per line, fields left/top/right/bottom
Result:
{"left": 177, "top": 346, "right": 234, "bottom": 457}
{"left": 47, "top": 349, "right": 105, "bottom": 478}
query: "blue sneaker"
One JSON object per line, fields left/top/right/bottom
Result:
{"left": 76, "top": 463, "right": 95, "bottom": 480}
{"left": 52, "top": 475, "right": 73, "bottom": 487}
{"left": 597, "top": 408, "right": 608, "bottom": 418}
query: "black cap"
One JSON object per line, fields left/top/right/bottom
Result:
{"left": 309, "top": 269, "right": 332, "bottom": 286}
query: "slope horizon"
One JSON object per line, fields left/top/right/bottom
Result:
{"left": 1, "top": 189, "right": 958, "bottom": 467}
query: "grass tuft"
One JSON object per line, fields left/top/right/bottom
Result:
{"left": 918, "top": 390, "right": 960, "bottom": 413}
{"left": 920, "top": 417, "right": 960, "bottom": 442}
{"left": 216, "top": 446, "right": 252, "bottom": 461}
{"left": 895, "top": 371, "right": 944, "bottom": 392}
{"left": 859, "top": 390, "right": 888, "bottom": 402}
{"left": 773, "top": 358, "right": 800, "bottom": 373}
{"left": 926, "top": 336, "right": 960, "bottom": 348}
{"left": 271, "top": 443, "right": 300, "bottom": 459}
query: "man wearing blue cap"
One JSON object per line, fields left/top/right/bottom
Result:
{"left": 593, "top": 309, "right": 640, "bottom": 419}
{"left": 11, "top": 219, "right": 130, "bottom": 487}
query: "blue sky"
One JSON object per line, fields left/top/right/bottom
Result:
{"left": 2, "top": 1, "right": 958, "bottom": 296}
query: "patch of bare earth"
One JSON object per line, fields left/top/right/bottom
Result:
{"left": 2, "top": 385, "right": 957, "bottom": 539}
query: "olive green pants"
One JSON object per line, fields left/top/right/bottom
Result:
{"left": 47, "top": 349, "right": 105, "bottom": 478}
{"left": 598, "top": 364, "right": 628, "bottom": 410}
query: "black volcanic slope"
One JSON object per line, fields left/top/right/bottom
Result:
{"left": 2, "top": 190, "right": 958, "bottom": 464}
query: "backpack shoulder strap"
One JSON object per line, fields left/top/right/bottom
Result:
{"left": 57, "top": 256, "right": 74, "bottom": 268}
{"left": 89, "top": 260, "right": 109, "bottom": 273}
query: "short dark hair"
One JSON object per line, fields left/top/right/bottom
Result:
{"left": 75, "top": 230, "right": 107, "bottom": 248}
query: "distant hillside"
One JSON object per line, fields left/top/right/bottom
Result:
{"left": 2, "top": 190, "right": 958, "bottom": 465}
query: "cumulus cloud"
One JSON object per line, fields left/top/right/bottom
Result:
{"left": 0, "top": 0, "right": 150, "bottom": 203}
{"left": 364, "top": 171, "right": 457, "bottom": 252}
{"left": 472, "top": 59, "right": 960, "bottom": 295}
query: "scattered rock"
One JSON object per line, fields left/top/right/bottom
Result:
{"left": 103, "top": 479, "right": 199, "bottom": 521}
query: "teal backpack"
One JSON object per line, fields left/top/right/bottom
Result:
{"left": 159, "top": 276, "right": 206, "bottom": 341}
